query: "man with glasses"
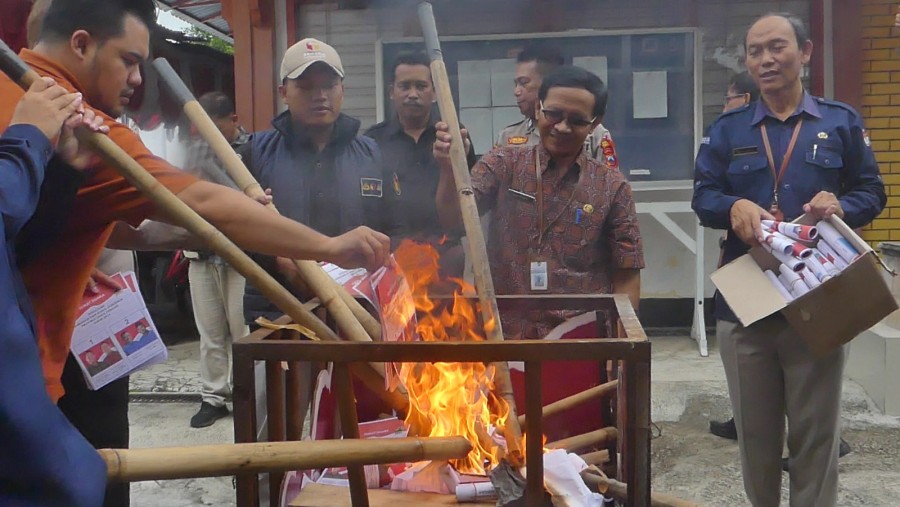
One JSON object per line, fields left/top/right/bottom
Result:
{"left": 722, "top": 71, "right": 760, "bottom": 113}
{"left": 238, "top": 38, "right": 401, "bottom": 322}
{"left": 498, "top": 45, "right": 620, "bottom": 169}
{"left": 434, "top": 65, "right": 643, "bottom": 340}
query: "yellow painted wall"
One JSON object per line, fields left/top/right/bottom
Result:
{"left": 861, "top": 0, "right": 900, "bottom": 242}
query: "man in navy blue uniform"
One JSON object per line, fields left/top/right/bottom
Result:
{"left": 692, "top": 13, "right": 885, "bottom": 507}
{"left": 0, "top": 77, "right": 108, "bottom": 506}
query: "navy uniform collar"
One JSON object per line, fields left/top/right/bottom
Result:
{"left": 751, "top": 91, "right": 822, "bottom": 125}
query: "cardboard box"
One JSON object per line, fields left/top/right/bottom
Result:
{"left": 711, "top": 215, "right": 898, "bottom": 357}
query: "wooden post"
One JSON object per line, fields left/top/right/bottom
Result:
{"left": 265, "top": 361, "right": 286, "bottom": 506}
{"left": 524, "top": 362, "right": 544, "bottom": 507}
{"left": 233, "top": 331, "right": 260, "bottom": 505}
{"left": 333, "top": 362, "right": 369, "bottom": 507}
{"left": 285, "top": 362, "right": 304, "bottom": 441}
{"left": 417, "top": 1, "right": 524, "bottom": 465}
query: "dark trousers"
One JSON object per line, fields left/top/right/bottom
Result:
{"left": 58, "top": 355, "right": 130, "bottom": 507}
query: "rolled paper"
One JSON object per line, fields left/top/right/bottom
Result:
{"left": 816, "top": 238, "right": 849, "bottom": 270}
{"left": 791, "top": 242, "right": 813, "bottom": 259}
{"left": 778, "top": 269, "right": 811, "bottom": 298}
{"left": 809, "top": 249, "right": 841, "bottom": 281}
{"left": 799, "top": 266, "right": 821, "bottom": 289}
{"left": 816, "top": 220, "right": 860, "bottom": 265}
{"left": 762, "top": 220, "right": 818, "bottom": 241}
{"left": 762, "top": 241, "right": 806, "bottom": 272}
{"left": 760, "top": 230, "right": 794, "bottom": 255}
{"left": 765, "top": 269, "right": 795, "bottom": 302}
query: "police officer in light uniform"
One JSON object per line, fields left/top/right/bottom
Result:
{"left": 692, "top": 13, "right": 885, "bottom": 507}
{"left": 497, "top": 45, "right": 619, "bottom": 168}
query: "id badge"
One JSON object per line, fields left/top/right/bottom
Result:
{"left": 530, "top": 261, "right": 549, "bottom": 291}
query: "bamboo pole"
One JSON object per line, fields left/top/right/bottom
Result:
{"left": 580, "top": 449, "right": 611, "bottom": 466}
{"left": 99, "top": 436, "right": 472, "bottom": 483}
{"left": 0, "top": 39, "right": 340, "bottom": 345}
{"left": 417, "top": 1, "right": 523, "bottom": 465}
{"left": 151, "top": 58, "right": 384, "bottom": 348}
{"left": 545, "top": 427, "right": 618, "bottom": 452}
{"left": 581, "top": 469, "right": 702, "bottom": 507}
{"left": 517, "top": 380, "right": 618, "bottom": 428}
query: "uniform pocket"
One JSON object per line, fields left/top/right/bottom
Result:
{"left": 726, "top": 154, "right": 768, "bottom": 191}
{"left": 805, "top": 146, "right": 844, "bottom": 169}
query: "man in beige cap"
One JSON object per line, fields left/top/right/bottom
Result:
{"left": 238, "top": 38, "right": 401, "bottom": 321}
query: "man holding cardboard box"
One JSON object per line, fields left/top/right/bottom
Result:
{"left": 692, "top": 13, "right": 885, "bottom": 507}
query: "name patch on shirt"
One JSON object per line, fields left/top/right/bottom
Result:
{"left": 360, "top": 178, "right": 383, "bottom": 198}
{"left": 732, "top": 146, "right": 759, "bottom": 157}
{"left": 508, "top": 136, "right": 529, "bottom": 145}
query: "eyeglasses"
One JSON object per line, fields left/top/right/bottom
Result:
{"left": 723, "top": 93, "right": 747, "bottom": 106}
{"left": 539, "top": 101, "right": 596, "bottom": 129}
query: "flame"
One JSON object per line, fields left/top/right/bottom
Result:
{"left": 392, "top": 240, "right": 511, "bottom": 474}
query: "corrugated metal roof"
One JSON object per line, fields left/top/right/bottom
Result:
{"left": 157, "top": 0, "right": 232, "bottom": 42}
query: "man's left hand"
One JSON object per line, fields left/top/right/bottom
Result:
{"left": 803, "top": 191, "right": 844, "bottom": 220}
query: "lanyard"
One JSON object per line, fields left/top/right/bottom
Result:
{"left": 535, "top": 149, "right": 577, "bottom": 246}
{"left": 760, "top": 118, "right": 803, "bottom": 212}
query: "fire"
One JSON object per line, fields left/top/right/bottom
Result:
{"left": 392, "top": 240, "right": 511, "bottom": 474}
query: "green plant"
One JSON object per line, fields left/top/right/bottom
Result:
{"left": 186, "top": 27, "right": 234, "bottom": 55}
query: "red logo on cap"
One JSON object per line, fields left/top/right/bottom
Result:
{"left": 306, "top": 41, "right": 316, "bottom": 51}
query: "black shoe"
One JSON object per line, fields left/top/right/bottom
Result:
{"left": 839, "top": 437, "right": 851, "bottom": 457}
{"left": 782, "top": 438, "right": 852, "bottom": 473}
{"left": 709, "top": 417, "right": 738, "bottom": 440}
{"left": 190, "top": 402, "right": 229, "bottom": 428}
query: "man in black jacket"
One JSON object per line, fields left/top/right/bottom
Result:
{"left": 240, "top": 38, "right": 401, "bottom": 321}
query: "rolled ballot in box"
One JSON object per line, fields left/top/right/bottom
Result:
{"left": 816, "top": 220, "right": 860, "bottom": 265}
{"left": 765, "top": 269, "right": 795, "bottom": 302}
{"left": 761, "top": 240, "right": 806, "bottom": 272}
{"left": 779, "top": 263, "right": 811, "bottom": 298}
{"left": 762, "top": 220, "right": 818, "bottom": 241}
{"left": 816, "top": 236, "right": 850, "bottom": 270}
{"left": 799, "top": 266, "right": 821, "bottom": 289}
{"left": 807, "top": 249, "right": 841, "bottom": 282}
{"left": 760, "top": 230, "right": 795, "bottom": 256}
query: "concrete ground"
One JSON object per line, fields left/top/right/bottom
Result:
{"left": 128, "top": 335, "right": 900, "bottom": 506}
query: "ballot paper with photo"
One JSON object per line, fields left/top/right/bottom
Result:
{"left": 322, "top": 257, "right": 418, "bottom": 390}
{"left": 71, "top": 271, "right": 167, "bottom": 390}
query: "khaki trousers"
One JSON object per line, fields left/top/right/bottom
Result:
{"left": 189, "top": 260, "right": 249, "bottom": 407}
{"left": 717, "top": 317, "right": 845, "bottom": 507}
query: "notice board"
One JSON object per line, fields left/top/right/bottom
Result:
{"left": 381, "top": 30, "right": 697, "bottom": 182}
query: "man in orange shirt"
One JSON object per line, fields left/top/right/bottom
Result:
{"left": 4, "top": 1, "right": 390, "bottom": 504}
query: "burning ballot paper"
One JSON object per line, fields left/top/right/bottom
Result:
{"left": 762, "top": 220, "right": 818, "bottom": 241}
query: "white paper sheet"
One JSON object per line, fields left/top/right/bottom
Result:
{"left": 632, "top": 70, "right": 668, "bottom": 119}
{"left": 573, "top": 56, "right": 609, "bottom": 85}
